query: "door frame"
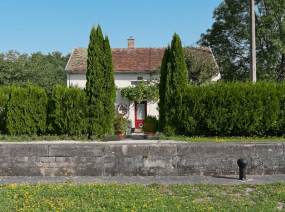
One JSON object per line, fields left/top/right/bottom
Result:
{"left": 134, "top": 101, "right": 147, "bottom": 129}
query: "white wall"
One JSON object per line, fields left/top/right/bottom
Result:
{"left": 67, "top": 72, "right": 159, "bottom": 128}
{"left": 115, "top": 73, "right": 158, "bottom": 88}
{"left": 115, "top": 73, "right": 159, "bottom": 128}
{"left": 67, "top": 73, "right": 86, "bottom": 88}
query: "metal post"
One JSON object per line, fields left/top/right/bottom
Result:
{"left": 250, "top": 0, "right": 257, "bottom": 82}
{"left": 237, "top": 158, "right": 248, "bottom": 180}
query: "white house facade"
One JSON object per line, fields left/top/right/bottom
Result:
{"left": 65, "top": 39, "right": 220, "bottom": 129}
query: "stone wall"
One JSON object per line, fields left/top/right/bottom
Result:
{"left": 0, "top": 142, "right": 284, "bottom": 176}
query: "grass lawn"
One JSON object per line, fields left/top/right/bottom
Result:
{"left": 0, "top": 182, "right": 284, "bottom": 211}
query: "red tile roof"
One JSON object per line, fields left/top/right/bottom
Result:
{"left": 65, "top": 46, "right": 214, "bottom": 73}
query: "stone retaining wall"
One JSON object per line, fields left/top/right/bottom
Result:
{"left": 0, "top": 142, "right": 284, "bottom": 176}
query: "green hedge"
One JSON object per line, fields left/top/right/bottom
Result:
{"left": 0, "top": 86, "right": 12, "bottom": 133}
{"left": 48, "top": 85, "right": 88, "bottom": 135}
{"left": 6, "top": 84, "right": 48, "bottom": 135}
{"left": 180, "top": 82, "right": 285, "bottom": 137}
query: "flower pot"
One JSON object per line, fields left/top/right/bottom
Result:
{"left": 147, "top": 132, "right": 155, "bottom": 136}
{"left": 116, "top": 132, "right": 125, "bottom": 139}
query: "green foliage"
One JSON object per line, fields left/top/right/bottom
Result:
{"left": 102, "top": 134, "right": 122, "bottom": 141}
{"left": 102, "top": 36, "right": 116, "bottom": 134}
{"left": 183, "top": 46, "right": 219, "bottom": 85}
{"left": 113, "top": 115, "right": 127, "bottom": 133}
{"left": 0, "top": 50, "right": 69, "bottom": 94}
{"left": 199, "top": 0, "right": 285, "bottom": 82}
{"left": 0, "top": 86, "right": 11, "bottom": 133}
{"left": 143, "top": 115, "right": 158, "bottom": 132}
{"left": 149, "top": 131, "right": 166, "bottom": 140}
{"left": 5, "top": 84, "right": 48, "bottom": 135}
{"left": 120, "top": 79, "right": 159, "bottom": 103}
{"left": 163, "top": 33, "right": 187, "bottom": 136}
{"left": 86, "top": 25, "right": 115, "bottom": 137}
{"left": 48, "top": 85, "right": 88, "bottom": 136}
{"left": 158, "top": 46, "right": 170, "bottom": 132}
{"left": 180, "top": 81, "right": 285, "bottom": 137}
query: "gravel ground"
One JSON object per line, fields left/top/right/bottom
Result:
{"left": 0, "top": 175, "right": 284, "bottom": 185}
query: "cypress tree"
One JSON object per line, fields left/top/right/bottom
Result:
{"left": 86, "top": 25, "right": 115, "bottom": 137}
{"left": 158, "top": 46, "right": 170, "bottom": 132}
{"left": 103, "top": 35, "right": 116, "bottom": 134}
{"left": 86, "top": 25, "right": 105, "bottom": 137}
{"left": 164, "top": 33, "right": 187, "bottom": 136}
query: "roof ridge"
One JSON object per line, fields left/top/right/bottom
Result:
{"left": 73, "top": 47, "right": 166, "bottom": 50}
{"left": 112, "top": 47, "right": 166, "bottom": 50}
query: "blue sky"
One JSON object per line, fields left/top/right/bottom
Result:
{"left": 0, "top": 0, "right": 223, "bottom": 55}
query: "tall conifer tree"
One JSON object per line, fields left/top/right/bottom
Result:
{"left": 158, "top": 46, "right": 170, "bottom": 132}
{"left": 103, "top": 36, "right": 116, "bottom": 134}
{"left": 86, "top": 25, "right": 108, "bottom": 137}
{"left": 164, "top": 33, "right": 187, "bottom": 136}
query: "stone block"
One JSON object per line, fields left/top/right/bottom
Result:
{"left": 121, "top": 145, "right": 150, "bottom": 156}
{"left": 255, "top": 143, "right": 283, "bottom": 158}
{"left": 144, "top": 159, "right": 166, "bottom": 168}
{"left": 41, "top": 157, "right": 55, "bottom": 163}
{"left": 55, "top": 157, "right": 66, "bottom": 163}
{"left": 177, "top": 143, "right": 255, "bottom": 160}
{"left": 16, "top": 157, "right": 29, "bottom": 162}
{"left": 49, "top": 144, "right": 103, "bottom": 157}
{"left": 4, "top": 144, "right": 49, "bottom": 157}
{"left": 148, "top": 145, "right": 177, "bottom": 156}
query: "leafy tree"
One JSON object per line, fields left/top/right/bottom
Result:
{"left": 184, "top": 46, "right": 219, "bottom": 85}
{"left": 86, "top": 25, "right": 115, "bottom": 137}
{"left": 199, "top": 0, "right": 285, "bottom": 82}
{"left": 164, "top": 33, "right": 187, "bottom": 136}
{"left": 0, "top": 50, "right": 32, "bottom": 87}
{"left": 0, "top": 50, "right": 69, "bottom": 94}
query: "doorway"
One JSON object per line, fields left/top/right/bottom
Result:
{"left": 134, "top": 101, "right": 147, "bottom": 129}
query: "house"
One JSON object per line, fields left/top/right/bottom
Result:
{"left": 65, "top": 38, "right": 220, "bottom": 129}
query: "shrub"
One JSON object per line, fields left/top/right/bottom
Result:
{"left": 180, "top": 81, "right": 284, "bottom": 137}
{"left": 6, "top": 84, "right": 48, "bottom": 135}
{"left": 143, "top": 115, "right": 158, "bottom": 132}
{"left": 0, "top": 86, "right": 11, "bottom": 133}
{"left": 48, "top": 85, "right": 88, "bottom": 136}
{"left": 114, "top": 115, "right": 127, "bottom": 133}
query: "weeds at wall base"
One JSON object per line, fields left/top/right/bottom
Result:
{"left": 0, "top": 133, "right": 285, "bottom": 142}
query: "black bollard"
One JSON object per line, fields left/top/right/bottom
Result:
{"left": 237, "top": 158, "right": 248, "bottom": 180}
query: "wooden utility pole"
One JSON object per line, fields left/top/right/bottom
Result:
{"left": 250, "top": 0, "right": 257, "bottom": 82}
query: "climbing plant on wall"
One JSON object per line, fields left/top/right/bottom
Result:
{"left": 119, "top": 79, "right": 159, "bottom": 103}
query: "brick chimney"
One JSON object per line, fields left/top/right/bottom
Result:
{"left": 128, "top": 37, "right": 135, "bottom": 49}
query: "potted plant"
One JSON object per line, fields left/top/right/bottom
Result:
{"left": 114, "top": 115, "right": 127, "bottom": 139}
{"left": 143, "top": 115, "right": 158, "bottom": 136}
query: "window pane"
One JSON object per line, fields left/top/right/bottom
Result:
{"left": 131, "top": 81, "right": 139, "bottom": 85}
{"left": 137, "top": 104, "right": 145, "bottom": 120}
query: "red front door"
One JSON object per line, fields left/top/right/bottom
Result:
{"left": 135, "top": 101, "right": 147, "bottom": 129}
